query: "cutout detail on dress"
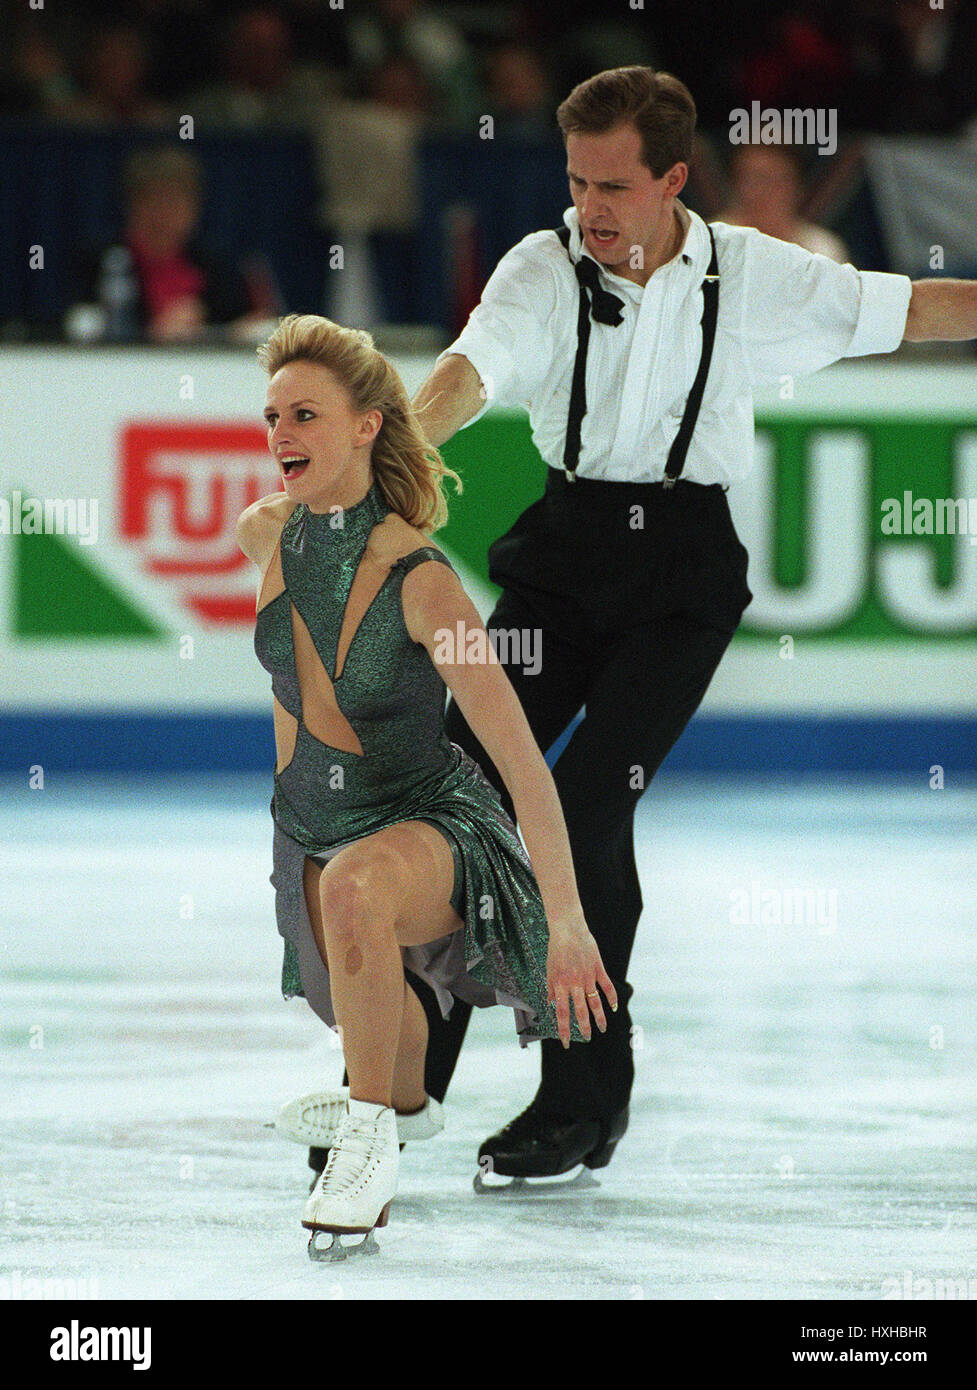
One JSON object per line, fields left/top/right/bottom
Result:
{"left": 257, "top": 543, "right": 285, "bottom": 614}
{"left": 290, "top": 599, "right": 365, "bottom": 756}
{"left": 272, "top": 695, "right": 299, "bottom": 774}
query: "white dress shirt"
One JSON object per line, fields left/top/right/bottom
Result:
{"left": 438, "top": 202, "right": 912, "bottom": 485}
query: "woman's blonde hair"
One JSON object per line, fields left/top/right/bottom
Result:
{"left": 257, "top": 314, "right": 461, "bottom": 533}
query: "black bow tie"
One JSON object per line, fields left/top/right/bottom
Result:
{"left": 573, "top": 254, "right": 625, "bottom": 326}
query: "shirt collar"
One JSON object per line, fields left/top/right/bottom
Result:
{"left": 561, "top": 200, "right": 707, "bottom": 287}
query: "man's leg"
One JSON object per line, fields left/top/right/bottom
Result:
{"left": 477, "top": 609, "right": 737, "bottom": 1176}
{"left": 534, "top": 610, "right": 736, "bottom": 1123}
{"left": 410, "top": 969, "right": 471, "bottom": 1105}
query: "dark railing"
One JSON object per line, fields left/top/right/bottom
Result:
{"left": 0, "top": 121, "right": 904, "bottom": 338}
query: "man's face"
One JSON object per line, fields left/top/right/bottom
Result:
{"left": 566, "top": 123, "right": 684, "bottom": 271}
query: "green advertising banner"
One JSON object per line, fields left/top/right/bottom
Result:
{"left": 438, "top": 412, "right": 977, "bottom": 642}
{"left": 1, "top": 350, "right": 975, "bottom": 726}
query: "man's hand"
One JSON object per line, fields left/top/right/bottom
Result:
{"left": 903, "top": 279, "right": 977, "bottom": 342}
{"left": 545, "top": 907, "right": 618, "bottom": 1047}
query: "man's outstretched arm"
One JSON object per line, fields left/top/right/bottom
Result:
{"left": 412, "top": 353, "right": 486, "bottom": 448}
{"left": 903, "top": 279, "right": 977, "bottom": 341}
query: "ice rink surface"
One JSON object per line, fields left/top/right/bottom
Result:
{"left": 2, "top": 772, "right": 975, "bottom": 1301}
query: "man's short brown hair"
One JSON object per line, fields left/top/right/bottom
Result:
{"left": 556, "top": 66, "right": 696, "bottom": 178}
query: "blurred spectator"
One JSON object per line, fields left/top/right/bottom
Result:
{"left": 615, "top": 0, "right": 731, "bottom": 128}
{"left": 842, "top": 0, "right": 977, "bottom": 134}
{"left": 734, "top": 8, "right": 848, "bottom": 112}
{"left": 347, "top": 0, "right": 479, "bottom": 130}
{"left": 313, "top": 52, "right": 428, "bottom": 245}
{"left": 484, "top": 43, "right": 552, "bottom": 139}
{"left": 0, "top": 17, "right": 76, "bottom": 116}
{"left": 129, "top": 0, "right": 219, "bottom": 104}
{"left": 312, "top": 57, "right": 427, "bottom": 326}
{"left": 66, "top": 146, "right": 277, "bottom": 343}
{"left": 366, "top": 53, "right": 430, "bottom": 118}
{"left": 58, "top": 23, "right": 171, "bottom": 125}
{"left": 550, "top": 17, "right": 658, "bottom": 105}
{"left": 717, "top": 144, "right": 849, "bottom": 263}
{"left": 187, "top": 4, "right": 339, "bottom": 128}
{"left": 278, "top": 0, "right": 352, "bottom": 76}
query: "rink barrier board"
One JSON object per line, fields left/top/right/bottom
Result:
{"left": 2, "top": 711, "right": 976, "bottom": 774}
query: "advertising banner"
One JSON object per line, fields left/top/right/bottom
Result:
{"left": 2, "top": 348, "right": 975, "bottom": 768}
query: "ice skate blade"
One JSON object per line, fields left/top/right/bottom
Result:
{"left": 307, "top": 1229, "right": 381, "bottom": 1262}
{"left": 303, "top": 1201, "right": 391, "bottom": 1260}
{"left": 473, "top": 1164, "right": 600, "bottom": 1196}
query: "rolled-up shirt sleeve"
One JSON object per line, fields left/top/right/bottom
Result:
{"left": 846, "top": 269, "right": 913, "bottom": 356}
{"left": 736, "top": 227, "right": 912, "bottom": 387}
{"left": 435, "top": 235, "right": 559, "bottom": 426}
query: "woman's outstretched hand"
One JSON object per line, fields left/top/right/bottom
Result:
{"left": 545, "top": 908, "right": 618, "bottom": 1047}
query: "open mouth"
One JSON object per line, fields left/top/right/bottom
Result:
{"left": 281, "top": 456, "right": 310, "bottom": 480}
{"left": 591, "top": 228, "right": 618, "bottom": 245}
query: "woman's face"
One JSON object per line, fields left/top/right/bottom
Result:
{"left": 263, "top": 360, "right": 381, "bottom": 510}
{"left": 129, "top": 180, "right": 199, "bottom": 251}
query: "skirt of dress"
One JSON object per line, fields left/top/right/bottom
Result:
{"left": 268, "top": 741, "right": 579, "bottom": 1045}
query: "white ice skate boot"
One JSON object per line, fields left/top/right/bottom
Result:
{"left": 275, "top": 1087, "right": 444, "bottom": 1146}
{"left": 301, "top": 1097, "right": 399, "bottom": 1262}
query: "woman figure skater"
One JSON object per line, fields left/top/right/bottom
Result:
{"left": 237, "top": 314, "right": 616, "bottom": 1258}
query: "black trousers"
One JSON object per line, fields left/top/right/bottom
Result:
{"left": 419, "top": 471, "right": 752, "bottom": 1118}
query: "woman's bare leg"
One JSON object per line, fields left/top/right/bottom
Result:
{"left": 393, "top": 977, "right": 428, "bottom": 1114}
{"left": 304, "top": 853, "right": 431, "bottom": 1110}
{"left": 303, "top": 822, "right": 460, "bottom": 1108}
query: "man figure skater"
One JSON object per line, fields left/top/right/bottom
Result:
{"left": 284, "top": 65, "right": 977, "bottom": 1183}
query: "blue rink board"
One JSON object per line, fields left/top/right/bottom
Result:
{"left": 1, "top": 711, "right": 975, "bottom": 774}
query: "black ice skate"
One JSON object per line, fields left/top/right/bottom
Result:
{"left": 474, "top": 1102, "right": 629, "bottom": 1193}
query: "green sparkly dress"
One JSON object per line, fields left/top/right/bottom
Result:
{"left": 254, "top": 478, "right": 564, "bottom": 1043}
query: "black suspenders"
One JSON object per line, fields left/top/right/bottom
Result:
{"left": 555, "top": 222, "right": 720, "bottom": 486}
